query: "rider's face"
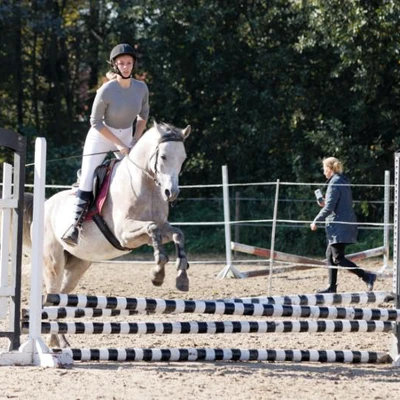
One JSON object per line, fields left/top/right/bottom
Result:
{"left": 115, "top": 55, "right": 135, "bottom": 77}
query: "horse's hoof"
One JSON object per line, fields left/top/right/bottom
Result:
{"left": 176, "top": 270, "right": 189, "bottom": 292}
{"left": 151, "top": 268, "right": 165, "bottom": 286}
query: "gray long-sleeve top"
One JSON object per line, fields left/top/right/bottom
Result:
{"left": 90, "top": 78, "right": 150, "bottom": 131}
{"left": 313, "top": 173, "right": 358, "bottom": 245}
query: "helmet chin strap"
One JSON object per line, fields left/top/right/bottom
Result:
{"left": 116, "top": 68, "right": 132, "bottom": 79}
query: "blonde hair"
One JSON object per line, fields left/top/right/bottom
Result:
{"left": 323, "top": 157, "right": 343, "bottom": 174}
{"left": 105, "top": 71, "right": 118, "bottom": 81}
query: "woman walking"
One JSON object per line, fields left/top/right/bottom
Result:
{"left": 310, "top": 157, "right": 377, "bottom": 293}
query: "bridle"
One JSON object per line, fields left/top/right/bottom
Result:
{"left": 126, "top": 133, "right": 184, "bottom": 186}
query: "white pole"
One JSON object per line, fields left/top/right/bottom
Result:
{"left": 28, "top": 138, "right": 47, "bottom": 342}
{"left": 216, "top": 165, "right": 244, "bottom": 279}
{"left": 223, "top": 165, "right": 232, "bottom": 269}
{"left": 18, "top": 137, "right": 72, "bottom": 366}
{"left": 383, "top": 170, "right": 390, "bottom": 271}
{"left": 0, "top": 164, "right": 12, "bottom": 318}
{"left": 391, "top": 153, "right": 400, "bottom": 366}
{"left": 268, "top": 179, "right": 280, "bottom": 295}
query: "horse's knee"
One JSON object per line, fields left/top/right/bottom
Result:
{"left": 146, "top": 222, "right": 158, "bottom": 236}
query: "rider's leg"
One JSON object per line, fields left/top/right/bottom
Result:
{"left": 62, "top": 128, "right": 109, "bottom": 246}
{"left": 61, "top": 189, "right": 93, "bottom": 246}
{"left": 61, "top": 126, "right": 133, "bottom": 246}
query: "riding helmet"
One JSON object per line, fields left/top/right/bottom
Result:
{"left": 109, "top": 43, "right": 137, "bottom": 63}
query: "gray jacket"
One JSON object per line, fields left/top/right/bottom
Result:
{"left": 313, "top": 173, "right": 357, "bottom": 244}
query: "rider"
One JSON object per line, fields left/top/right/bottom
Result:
{"left": 62, "top": 43, "right": 150, "bottom": 246}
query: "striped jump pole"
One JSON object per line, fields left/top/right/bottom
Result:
{"left": 33, "top": 291, "right": 394, "bottom": 320}
{"left": 220, "top": 291, "right": 394, "bottom": 306}
{"left": 33, "top": 292, "right": 394, "bottom": 320}
{"left": 231, "top": 242, "right": 326, "bottom": 266}
{"left": 22, "top": 320, "right": 394, "bottom": 335}
{"left": 44, "top": 294, "right": 400, "bottom": 321}
{"left": 22, "top": 307, "right": 144, "bottom": 320}
{"left": 231, "top": 242, "right": 386, "bottom": 265}
{"left": 231, "top": 242, "right": 386, "bottom": 278}
{"left": 61, "top": 347, "right": 391, "bottom": 363}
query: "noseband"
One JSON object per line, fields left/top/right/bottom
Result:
{"left": 127, "top": 133, "right": 184, "bottom": 186}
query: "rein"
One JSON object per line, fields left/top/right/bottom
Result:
{"left": 126, "top": 133, "right": 184, "bottom": 186}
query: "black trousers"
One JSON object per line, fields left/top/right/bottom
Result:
{"left": 326, "top": 243, "right": 366, "bottom": 286}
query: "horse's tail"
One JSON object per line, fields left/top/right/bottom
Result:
{"left": 22, "top": 192, "right": 34, "bottom": 249}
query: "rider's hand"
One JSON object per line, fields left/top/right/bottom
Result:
{"left": 310, "top": 223, "right": 317, "bottom": 231}
{"left": 117, "top": 144, "right": 130, "bottom": 156}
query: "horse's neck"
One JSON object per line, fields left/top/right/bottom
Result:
{"left": 110, "top": 152, "right": 158, "bottom": 202}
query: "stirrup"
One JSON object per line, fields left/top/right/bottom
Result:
{"left": 61, "top": 225, "right": 80, "bottom": 246}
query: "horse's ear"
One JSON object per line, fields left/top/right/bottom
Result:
{"left": 182, "top": 125, "right": 191, "bottom": 140}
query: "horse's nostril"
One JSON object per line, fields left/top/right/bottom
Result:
{"left": 165, "top": 189, "right": 171, "bottom": 198}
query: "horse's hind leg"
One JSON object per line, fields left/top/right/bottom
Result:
{"left": 42, "top": 243, "right": 67, "bottom": 348}
{"left": 61, "top": 253, "right": 92, "bottom": 294}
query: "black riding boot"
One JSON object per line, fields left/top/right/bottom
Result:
{"left": 348, "top": 265, "right": 377, "bottom": 291}
{"left": 61, "top": 190, "right": 92, "bottom": 246}
{"left": 362, "top": 271, "right": 377, "bottom": 291}
{"left": 317, "top": 268, "right": 338, "bottom": 294}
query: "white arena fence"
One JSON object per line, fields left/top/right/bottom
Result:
{"left": 16, "top": 165, "right": 392, "bottom": 272}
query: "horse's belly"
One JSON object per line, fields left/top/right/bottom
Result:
{"left": 68, "top": 221, "right": 130, "bottom": 261}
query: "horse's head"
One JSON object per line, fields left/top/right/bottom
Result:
{"left": 132, "top": 122, "right": 191, "bottom": 202}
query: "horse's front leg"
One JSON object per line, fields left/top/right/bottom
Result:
{"left": 120, "top": 221, "right": 169, "bottom": 288}
{"left": 160, "top": 223, "right": 189, "bottom": 292}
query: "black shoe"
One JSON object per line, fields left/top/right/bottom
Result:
{"left": 316, "top": 285, "right": 337, "bottom": 294}
{"left": 365, "top": 273, "right": 377, "bottom": 291}
{"left": 61, "top": 225, "right": 80, "bottom": 246}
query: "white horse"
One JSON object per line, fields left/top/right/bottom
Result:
{"left": 24, "top": 122, "right": 191, "bottom": 346}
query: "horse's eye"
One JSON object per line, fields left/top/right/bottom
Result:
{"left": 160, "top": 155, "right": 167, "bottom": 160}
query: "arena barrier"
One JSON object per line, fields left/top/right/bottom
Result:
{"left": 230, "top": 242, "right": 387, "bottom": 278}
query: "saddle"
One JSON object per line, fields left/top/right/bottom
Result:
{"left": 86, "top": 158, "right": 120, "bottom": 219}
{"left": 84, "top": 159, "right": 130, "bottom": 251}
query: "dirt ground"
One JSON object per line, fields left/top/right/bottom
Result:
{"left": 1, "top": 255, "right": 400, "bottom": 400}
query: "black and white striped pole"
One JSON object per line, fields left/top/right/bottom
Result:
{"left": 391, "top": 152, "right": 400, "bottom": 366}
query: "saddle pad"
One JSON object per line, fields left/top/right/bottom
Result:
{"left": 85, "top": 161, "right": 117, "bottom": 220}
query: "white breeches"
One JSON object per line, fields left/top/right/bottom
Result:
{"left": 78, "top": 125, "right": 133, "bottom": 192}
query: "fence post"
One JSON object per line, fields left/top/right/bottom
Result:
{"left": 391, "top": 154, "right": 400, "bottom": 366}
{"left": 217, "top": 165, "right": 244, "bottom": 279}
{"left": 234, "top": 191, "right": 240, "bottom": 259}
{"left": 268, "top": 179, "right": 280, "bottom": 294}
{"left": 18, "top": 138, "right": 73, "bottom": 367}
{"left": 382, "top": 170, "right": 390, "bottom": 272}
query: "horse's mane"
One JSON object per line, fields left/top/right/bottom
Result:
{"left": 154, "top": 122, "right": 185, "bottom": 141}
